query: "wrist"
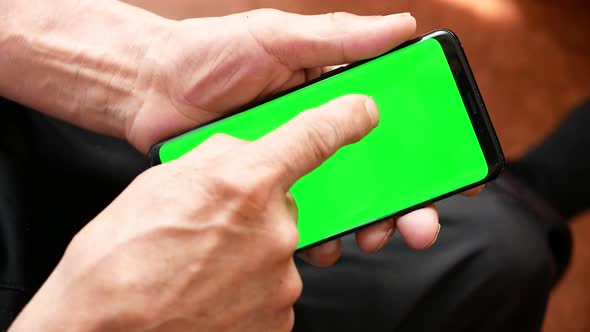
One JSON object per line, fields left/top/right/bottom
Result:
{"left": 8, "top": 271, "right": 99, "bottom": 332}
{"left": 9, "top": 254, "right": 144, "bottom": 332}
{"left": 0, "top": 0, "right": 171, "bottom": 141}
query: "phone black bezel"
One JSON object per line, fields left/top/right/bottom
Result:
{"left": 148, "top": 29, "right": 505, "bottom": 252}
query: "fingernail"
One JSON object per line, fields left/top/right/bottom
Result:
{"left": 428, "top": 224, "right": 442, "bottom": 248}
{"left": 364, "top": 97, "right": 379, "bottom": 127}
{"left": 377, "top": 228, "right": 394, "bottom": 251}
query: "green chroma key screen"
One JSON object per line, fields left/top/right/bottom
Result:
{"left": 158, "top": 38, "right": 488, "bottom": 250}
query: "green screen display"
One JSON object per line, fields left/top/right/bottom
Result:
{"left": 158, "top": 38, "right": 488, "bottom": 250}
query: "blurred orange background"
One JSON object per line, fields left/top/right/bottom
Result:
{"left": 126, "top": 0, "right": 590, "bottom": 330}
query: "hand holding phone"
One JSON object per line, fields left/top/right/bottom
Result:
{"left": 15, "top": 96, "right": 380, "bottom": 332}
{"left": 149, "top": 30, "right": 505, "bottom": 252}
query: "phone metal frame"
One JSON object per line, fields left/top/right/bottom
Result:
{"left": 148, "top": 29, "right": 505, "bottom": 252}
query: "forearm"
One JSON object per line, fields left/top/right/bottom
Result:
{"left": 8, "top": 258, "right": 141, "bottom": 332}
{"left": 8, "top": 271, "right": 98, "bottom": 332}
{"left": 0, "top": 0, "right": 168, "bottom": 140}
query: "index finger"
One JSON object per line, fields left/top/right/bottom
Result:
{"left": 249, "top": 95, "right": 379, "bottom": 189}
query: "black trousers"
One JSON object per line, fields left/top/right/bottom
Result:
{"left": 0, "top": 99, "right": 571, "bottom": 331}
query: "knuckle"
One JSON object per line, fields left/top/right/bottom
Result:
{"left": 320, "top": 12, "right": 356, "bottom": 61}
{"left": 255, "top": 154, "right": 296, "bottom": 186}
{"left": 206, "top": 133, "right": 237, "bottom": 145}
{"left": 299, "top": 112, "right": 342, "bottom": 162}
{"left": 297, "top": 95, "right": 372, "bottom": 163}
{"left": 282, "top": 265, "right": 303, "bottom": 304}
{"left": 341, "top": 95, "right": 374, "bottom": 141}
{"left": 204, "top": 170, "right": 275, "bottom": 214}
{"left": 204, "top": 172, "right": 246, "bottom": 200}
{"left": 268, "top": 261, "right": 301, "bottom": 313}
{"left": 271, "top": 223, "right": 299, "bottom": 256}
{"left": 244, "top": 8, "right": 297, "bottom": 69}
{"left": 240, "top": 176, "right": 276, "bottom": 205}
{"left": 325, "top": 11, "right": 356, "bottom": 25}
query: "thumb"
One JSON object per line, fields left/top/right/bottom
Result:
{"left": 241, "top": 10, "right": 416, "bottom": 69}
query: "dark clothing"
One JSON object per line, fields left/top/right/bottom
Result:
{"left": 510, "top": 99, "right": 590, "bottom": 220}
{"left": 0, "top": 98, "right": 146, "bottom": 328}
{"left": 0, "top": 98, "right": 571, "bottom": 331}
{"left": 294, "top": 175, "right": 570, "bottom": 332}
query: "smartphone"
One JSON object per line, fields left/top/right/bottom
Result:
{"left": 148, "top": 29, "right": 505, "bottom": 252}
